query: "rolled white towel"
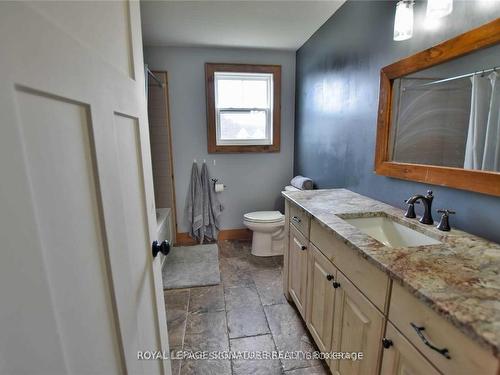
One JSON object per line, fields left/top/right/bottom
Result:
{"left": 290, "top": 175, "right": 313, "bottom": 190}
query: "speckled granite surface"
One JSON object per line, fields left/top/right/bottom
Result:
{"left": 282, "top": 188, "right": 500, "bottom": 357}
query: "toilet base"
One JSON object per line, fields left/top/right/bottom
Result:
{"left": 250, "top": 228, "right": 284, "bottom": 257}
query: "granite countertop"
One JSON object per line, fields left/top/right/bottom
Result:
{"left": 282, "top": 188, "right": 500, "bottom": 358}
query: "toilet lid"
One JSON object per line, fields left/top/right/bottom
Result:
{"left": 244, "top": 211, "right": 284, "bottom": 223}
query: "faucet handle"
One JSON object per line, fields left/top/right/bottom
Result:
{"left": 404, "top": 200, "right": 419, "bottom": 218}
{"left": 436, "top": 209, "right": 455, "bottom": 231}
{"left": 426, "top": 190, "right": 433, "bottom": 198}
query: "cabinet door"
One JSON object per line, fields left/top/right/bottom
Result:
{"left": 381, "top": 323, "right": 441, "bottom": 375}
{"left": 331, "top": 272, "right": 384, "bottom": 375}
{"left": 288, "top": 225, "right": 309, "bottom": 319}
{"left": 306, "top": 244, "right": 337, "bottom": 353}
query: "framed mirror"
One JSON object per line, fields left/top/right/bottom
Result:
{"left": 375, "top": 18, "right": 500, "bottom": 196}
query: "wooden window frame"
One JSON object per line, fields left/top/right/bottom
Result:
{"left": 205, "top": 63, "right": 281, "bottom": 153}
{"left": 374, "top": 18, "right": 500, "bottom": 197}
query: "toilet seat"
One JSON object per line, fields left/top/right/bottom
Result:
{"left": 244, "top": 211, "right": 284, "bottom": 223}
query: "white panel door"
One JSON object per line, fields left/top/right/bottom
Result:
{"left": 0, "top": 2, "right": 170, "bottom": 374}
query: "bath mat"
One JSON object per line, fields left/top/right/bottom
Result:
{"left": 162, "top": 243, "right": 221, "bottom": 289}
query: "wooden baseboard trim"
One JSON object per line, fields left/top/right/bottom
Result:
{"left": 174, "top": 232, "right": 199, "bottom": 246}
{"left": 218, "top": 228, "right": 252, "bottom": 241}
{"left": 175, "top": 228, "right": 252, "bottom": 246}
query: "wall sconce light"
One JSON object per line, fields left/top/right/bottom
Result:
{"left": 394, "top": 0, "right": 415, "bottom": 41}
{"left": 426, "top": 0, "right": 453, "bottom": 19}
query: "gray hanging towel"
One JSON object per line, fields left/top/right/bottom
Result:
{"left": 185, "top": 162, "right": 204, "bottom": 242}
{"left": 200, "top": 162, "right": 223, "bottom": 241}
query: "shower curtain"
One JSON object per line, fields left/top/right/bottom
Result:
{"left": 464, "top": 72, "right": 500, "bottom": 171}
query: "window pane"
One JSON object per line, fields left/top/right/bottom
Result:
{"left": 216, "top": 76, "right": 269, "bottom": 108}
{"left": 219, "top": 111, "right": 267, "bottom": 140}
{"left": 217, "top": 79, "right": 243, "bottom": 108}
{"left": 242, "top": 80, "right": 268, "bottom": 108}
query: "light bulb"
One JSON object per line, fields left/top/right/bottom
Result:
{"left": 394, "top": 0, "right": 414, "bottom": 41}
{"left": 426, "top": 0, "right": 453, "bottom": 18}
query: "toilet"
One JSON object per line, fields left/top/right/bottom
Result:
{"left": 243, "top": 186, "right": 299, "bottom": 257}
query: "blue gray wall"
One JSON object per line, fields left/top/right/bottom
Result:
{"left": 145, "top": 46, "right": 295, "bottom": 232}
{"left": 295, "top": 1, "right": 500, "bottom": 242}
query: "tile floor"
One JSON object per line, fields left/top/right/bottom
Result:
{"left": 163, "top": 240, "right": 330, "bottom": 375}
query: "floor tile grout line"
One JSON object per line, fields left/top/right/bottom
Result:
{"left": 229, "top": 332, "right": 275, "bottom": 341}
{"left": 177, "top": 288, "right": 190, "bottom": 375}
{"left": 220, "top": 245, "right": 235, "bottom": 375}
{"left": 182, "top": 289, "right": 191, "bottom": 351}
{"left": 263, "top": 307, "right": 287, "bottom": 374}
{"left": 252, "top": 269, "right": 285, "bottom": 374}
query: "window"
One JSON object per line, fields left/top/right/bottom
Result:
{"left": 205, "top": 63, "right": 281, "bottom": 153}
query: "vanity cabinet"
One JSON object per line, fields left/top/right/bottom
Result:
{"left": 306, "top": 244, "right": 337, "bottom": 353}
{"left": 284, "top": 200, "right": 499, "bottom": 375}
{"left": 310, "top": 219, "right": 389, "bottom": 312}
{"left": 388, "top": 282, "right": 498, "bottom": 375}
{"left": 288, "top": 224, "right": 309, "bottom": 320}
{"left": 287, "top": 205, "right": 388, "bottom": 374}
{"left": 331, "top": 271, "right": 384, "bottom": 375}
{"left": 304, "top": 242, "right": 384, "bottom": 375}
{"left": 380, "top": 323, "right": 440, "bottom": 375}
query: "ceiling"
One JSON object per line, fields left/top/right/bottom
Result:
{"left": 140, "top": 1, "right": 345, "bottom": 50}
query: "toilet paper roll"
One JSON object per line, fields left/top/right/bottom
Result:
{"left": 214, "top": 183, "right": 225, "bottom": 193}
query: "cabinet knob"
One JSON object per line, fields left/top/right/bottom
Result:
{"left": 382, "top": 338, "right": 393, "bottom": 349}
{"left": 292, "top": 216, "right": 302, "bottom": 223}
{"left": 300, "top": 245, "right": 307, "bottom": 251}
{"left": 326, "top": 274, "right": 334, "bottom": 281}
{"left": 332, "top": 281, "right": 341, "bottom": 289}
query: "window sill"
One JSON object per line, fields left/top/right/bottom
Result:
{"left": 208, "top": 143, "right": 280, "bottom": 153}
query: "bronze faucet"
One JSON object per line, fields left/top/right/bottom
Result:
{"left": 405, "top": 190, "right": 434, "bottom": 225}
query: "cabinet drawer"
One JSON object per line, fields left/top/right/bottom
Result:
{"left": 381, "top": 322, "right": 440, "bottom": 375}
{"left": 289, "top": 203, "right": 310, "bottom": 238}
{"left": 310, "top": 218, "right": 389, "bottom": 312}
{"left": 389, "top": 282, "right": 498, "bottom": 375}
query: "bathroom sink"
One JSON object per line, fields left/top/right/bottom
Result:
{"left": 344, "top": 216, "right": 441, "bottom": 248}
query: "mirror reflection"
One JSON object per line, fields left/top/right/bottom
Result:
{"left": 389, "top": 44, "right": 500, "bottom": 172}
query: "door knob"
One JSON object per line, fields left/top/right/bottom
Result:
{"left": 332, "top": 281, "right": 341, "bottom": 289}
{"left": 152, "top": 240, "right": 170, "bottom": 258}
{"left": 326, "top": 274, "right": 334, "bottom": 281}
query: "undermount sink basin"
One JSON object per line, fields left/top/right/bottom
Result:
{"left": 344, "top": 216, "right": 441, "bottom": 248}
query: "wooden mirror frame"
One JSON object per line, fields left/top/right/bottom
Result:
{"left": 375, "top": 18, "right": 500, "bottom": 197}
